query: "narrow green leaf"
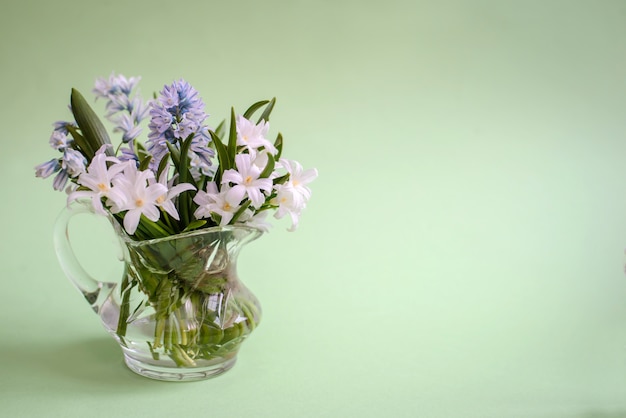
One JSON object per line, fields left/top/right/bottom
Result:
{"left": 231, "top": 200, "right": 251, "bottom": 224}
{"left": 156, "top": 152, "right": 171, "bottom": 180}
{"left": 177, "top": 134, "right": 196, "bottom": 227}
{"left": 166, "top": 142, "right": 181, "bottom": 170}
{"left": 138, "top": 154, "right": 152, "bottom": 171}
{"left": 134, "top": 140, "right": 147, "bottom": 153}
{"left": 243, "top": 100, "right": 269, "bottom": 119}
{"left": 178, "top": 134, "right": 194, "bottom": 185}
{"left": 210, "top": 212, "right": 222, "bottom": 226}
{"left": 260, "top": 153, "right": 275, "bottom": 178}
{"left": 133, "top": 140, "right": 150, "bottom": 163}
{"left": 227, "top": 107, "right": 237, "bottom": 167}
{"left": 137, "top": 214, "right": 173, "bottom": 239}
{"left": 65, "top": 124, "right": 93, "bottom": 160}
{"left": 70, "top": 88, "right": 112, "bottom": 159}
{"left": 209, "top": 130, "right": 230, "bottom": 183}
{"left": 182, "top": 220, "right": 207, "bottom": 232}
{"left": 274, "top": 132, "right": 283, "bottom": 159}
{"left": 257, "top": 97, "right": 276, "bottom": 123}
{"left": 165, "top": 142, "right": 196, "bottom": 188}
{"left": 214, "top": 119, "right": 226, "bottom": 140}
{"left": 273, "top": 173, "right": 290, "bottom": 185}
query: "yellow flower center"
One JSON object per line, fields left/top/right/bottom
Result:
{"left": 223, "top": 202, "right": 232, "bottom": 211}
{"left": 244, "top": 175, "right": 253, "bottom": 185}
{"left": 135, "top": 198, "right": 144, "bottom": 207}
{"left": 97, "top": 183, "right": 108, "bottom": 192}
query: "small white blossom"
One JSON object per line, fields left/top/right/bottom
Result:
{"left": 110, "top": 164, "right": 168, "bottom": 235}
{"left": 236, "top": 115, "right": 277, "bottom": 154}
{"left": 271, "top": 159, "right": 318, "bottom": 231}
{"left": 272, "top": 184, "right": 304, "bottom": 231}
{"left": 193, "top": 184, "right": 245, "bottom": 226}
{"left": 280, "top": 159, "right": 317, "bottom": 202}
{"left": 68, "top": 146, "right": 126, "bottom": 215}
{"left": 152, "top": 168, "right": 196, "bottom": 220}
{"left": 222, "top": 153, "right": 272, "bottom": 209}
{"left": 239, "top": 210, "right": 273, "bottom": 233}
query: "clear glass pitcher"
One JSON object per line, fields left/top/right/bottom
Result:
{"left": 54, "top": 202, "right": 263, "bottom": 381}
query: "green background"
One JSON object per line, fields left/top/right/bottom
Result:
{"left": 2, "top": 0, "right": 626, "bottom": 417}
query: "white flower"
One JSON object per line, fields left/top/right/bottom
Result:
{"left": 193, "top": 183, "right": 245, "bottom": 226}
{"left": 110, "top": 164, "right": 168, "bottom": 235}
{"left": 248, "top": 148, "right": 280, "bottom": 180}
{"left": 152, "top": 167, "right": 196, "bottom": 221}
{"left": 279, "top": 158, "right": 317, "bottom": 203}
{"left": 236, "top": 115, "right": 277, "bottom": 154}
{"left": 271, "top": 159, "right": 318, "bottom": 231}
{"left": 222, "top": 153, "right": 272, "bottom": 209}
{"left": 67, "top": 146, "right": 126, "bottom": 215}
{"left": 272, "top": 184, "right": 304, "bottom": 232}
{"left": 239, "top": 210, "right": 273, "bottom": 233}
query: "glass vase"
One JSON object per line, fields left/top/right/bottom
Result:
{"left": 53, "top": 203, "right": 262, "bottom": 381}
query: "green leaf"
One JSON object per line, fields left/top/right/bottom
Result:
{"left": 214, "top": 119, "right": 226, "bottom": 140}
{"left": 209, "top": 129, "right": 230, "bottom": 183}
{"left": 178, "top": 134, "right": 194, "bottom": 185}
{"left": 165, "top": 141, "right": 197, "bottom": 189}
{"left": 156, "top": 151, "right": 171, "bottom": 180}
{"left": 166, "top": 142, "right": 180, "bottom": 169}
{"left": 182, "top": 220, "right": 207, "bottom": 232}
{"left": 274, "top": 132, "right": 283, "bottom": 159}
{"left": 134, "top": 140, "right": 147, "bottom": 153}
{"left": 177, "top": 134, "right": 196, "bottom": 227}
{"left": 70, "top": 88, "right": 112, "bottom": 160}
{"left": 231, "top": 200, "right": 251, "bottom": 224}
{"left": 257, "top": 97, "right": 276, "bottom": 123}
{"left": 243, "top": 100, "right": 269, "bottom": 119}
{"left": 65, "top": 124, "right": 93, "bottom": 160}
{"left": 138, "top": 154, "right": 152, "bottom": 171}
{"left": 227, "top": 107, "right": 237, "bottom": 167}
{"left": 260, "top": 153, "right": 275, "bottom": 178}
{"left": 273, "top": 173, "right": 290, "bottom": 185}
{"left": 210, "top": 212, "right": 222, "bottom": 226}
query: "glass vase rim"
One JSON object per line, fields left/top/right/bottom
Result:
{"left": 114, "top": 222, "right": 264, "bottom": 246}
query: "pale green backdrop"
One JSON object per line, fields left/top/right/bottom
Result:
{"left": 1, "top": 0, "right": 626, "bottom": 417}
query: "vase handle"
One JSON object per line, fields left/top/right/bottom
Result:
{"left": 53, "top": 202, "right": 116, "bottom": 313}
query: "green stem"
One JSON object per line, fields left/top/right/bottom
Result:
{"left": 116, "top": 270, "right": 132, "bottom": 338}
{"left": 154, "top": 318, "right": 165, "bottom": 349}
{"left": 171, "top": 345, "right": 197, "bottom": 367}
{"left": 165, "top": 317, "right": 174, "bottom": 351}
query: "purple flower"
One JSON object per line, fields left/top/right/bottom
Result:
{"left": 49, "top": 131, "right": 71, "bottom": 151}
{"left": 146, "top": 79, "right": 214, "bottom": 174}
{"left": 52, "top": 169, "right": 70, "bottom": 191}
{"left": 34, "top": 159, "right": 60, "bottom": 179}
{"left": 61, "top": 148, "right": 87, "bottom": 177}
{"left": 93, "top": 73, "right": 147, "bottom": 143}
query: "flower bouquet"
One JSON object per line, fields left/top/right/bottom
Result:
{"left": 36, "top": 74, "right": 317, "bottom": 380}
